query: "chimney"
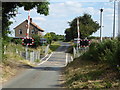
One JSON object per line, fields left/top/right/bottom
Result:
{"left": 30, "top": 18, "right": 32, "bottom": 22}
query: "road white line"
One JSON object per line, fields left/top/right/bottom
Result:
{"left": 65, "top": 53, "right": 68, "bottom": 66}
{"left": 41, "top": 54, "right": 48, "bottom": 61}
{"left": 38, "top": 52, "right": 53, "bottom": 65}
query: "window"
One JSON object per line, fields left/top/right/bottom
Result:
{"left": 19, "top": 29, "right": 22, "bottom": 34}
{"left": 31, "top": 30, "right": 34, "bottom": 34}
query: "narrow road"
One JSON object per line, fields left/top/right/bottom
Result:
{"left": 2, "top": 42, "right": 71, "bottom": 89}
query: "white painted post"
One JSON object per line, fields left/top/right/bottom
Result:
{"left": 30, "top": 52, "right": 32, "bottom": 62}
{"left": 77, "top": 17, "right": 80, "bottom": 51}
{"left": 38, "top": 51, "right": 40, "bottom": 60}
{"left": 73, "top": 47, "right": 76, "bottom": 58}
{"left": 26, "top": 10, "right": 30, "bottom": 60}
{"left": 16, "top": 49, "right": 18, "bottom": 54}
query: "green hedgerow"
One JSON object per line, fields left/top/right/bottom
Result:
{"left": 82, "top": 39, "right": 120, "bottom": 67}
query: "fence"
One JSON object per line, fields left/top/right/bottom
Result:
{"left": 73, "top": 47, "right": 89, "bottom": 59}
{"left": 15, "top": 44, "right": 50, "bottom": 62}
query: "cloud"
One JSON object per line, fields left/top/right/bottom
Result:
{"left": 84, "top": 7, "right": 99, "bottom": 15}
{"left": 49, "top": 1, "right": 83, "bottom": 17}
{"left": 33, "top": 17, "right": 46, "bottom": 22}
{"left": 104, "top": 8, "right": 113, "bottom": 13}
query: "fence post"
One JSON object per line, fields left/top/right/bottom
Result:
{"left": 30, "top": 52, "right": 32, "bottom": 62}
{"left": 45, "top": 44, "right": 49, "bottom": 55}
{"left": 73, "top": 47, "right": 76, "bottom": 58}
{"left": 16, "top": 49, "right": 18, "bottom": 54}
{"left": 4, "top": 46, "right": 6, "bottom": 54}
{"left": 33, "top": 51, "right": 35, "bottom": 61}
{"left": 38, "top": 51, "right": 40, "bottom": 60}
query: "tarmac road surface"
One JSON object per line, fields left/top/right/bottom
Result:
{"left": 2, "top": 42, "right": 72, "bottom": 89}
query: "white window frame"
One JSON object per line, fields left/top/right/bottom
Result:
{"left": 19, "top": 29, "right": 22, "bottom": 34}
{"left": 31, "top": 30, "right": 35, "bottom": 34}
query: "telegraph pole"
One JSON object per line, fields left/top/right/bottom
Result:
{"left": 118, "top": 1, "right": 120, "bottom": 39}
{"left": 100, "top": 9, "right": 103, "bottom": 42}
{"left": 113, "top": 0, "right": 116, "bottom": 39}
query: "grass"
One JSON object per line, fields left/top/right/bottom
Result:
{"left": 0, "top": 38, "right": 2, "bottom": 62}
{"left": 1, "top": 43, "right": 37, "bottom": 83}
{"left": 63, "top": 57, "right": 120, "bottom": 89}
{"left": 49, "top": 41, "right": 60, "bottom": 51}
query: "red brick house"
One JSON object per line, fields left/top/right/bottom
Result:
{"left": 14, "top": 18, "right": 44, "bottom": 38}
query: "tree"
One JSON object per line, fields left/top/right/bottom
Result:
{"left": 65, "top": 13, "right": 100, "bottom": 41}
{"left": 44, "top": 33, "right": 53, "bottom": 44}
{"left": 32, "top": 34, "right": 42, "bottom": 48}
{"left": 56, "top": 34, "right": 64, "bottom": 41}
{"left": 50, "top": 32, "right": 58, "bottom": 41}
{"left": 2, "top": 2, "right": 49, "bottom": 40}
{"left": 65, "top": 28, "right": 73, "bottom": 41}
{"left": 44, "top": 32, "right": 64, "bottom": 44}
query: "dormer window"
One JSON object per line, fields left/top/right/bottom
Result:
{"left": 19, "top": 29, "right": 22, "bottom": 34}
{"left": 31, "top": 30, "right": 34, "bottom": 34}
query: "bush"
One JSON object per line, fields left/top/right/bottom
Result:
{"left": 32, "top": 35, "right": 41, "bottom": 48}
{"left": 82, "top": 39, "right": 120, "bottom": 67}
{"left": 11, "top": 38, "right": 22, "bottom": 44}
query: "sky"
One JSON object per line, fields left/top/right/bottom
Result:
{"left": 9, "top": 0, "right": 119, "bottom": 37}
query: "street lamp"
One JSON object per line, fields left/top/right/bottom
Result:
{"left": 100, "top": 8, "right": 103, "bottom": 42}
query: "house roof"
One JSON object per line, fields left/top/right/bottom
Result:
{"left": 30, "top": 22, "right": 44, "bottom": 32}
{"left": 14, "top": 19, "right": 44, "bottom": 32}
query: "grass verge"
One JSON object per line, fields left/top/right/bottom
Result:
{"left": 49, "top": 41, "right": 60, "bottom": 51}
{"left": 1, "top": 43, "right": 37, "bottom": 84}
{"left": 63, "top": 57, "right": 120, "bottom": 89}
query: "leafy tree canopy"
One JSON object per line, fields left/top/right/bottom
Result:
{"left": 2, "top": 2, "right": 49, "bottom": 40}
{"left": 65, "top": 13, "right": 100, "bottom": 41}
{"left": 44, "top": 32, "right": 64, "bottom": 43}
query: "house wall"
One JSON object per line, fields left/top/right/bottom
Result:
{"left": 15, "top": 21, "right": 42, "bottom": 38}
{"left": 15, "top": 21, "right": 28, "bottom": 38}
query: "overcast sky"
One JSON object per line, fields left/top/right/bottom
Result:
{"left": 9, "top": 0, "right": 119, "bottom": 37}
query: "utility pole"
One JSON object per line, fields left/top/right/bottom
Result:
{"left": 77, "top": 17, "right": 80, "bottom": 51}
{"left": 100, "top": 9, "right": 103, "bottom": 42}
{"left": 113, "top": 0, "right": 117, "bottom": 39}
{"left": 118, "top": 1, "right": 120, "bottom": 38}
{"left": 26, "top": 10, "right": 30, "bottom": 60}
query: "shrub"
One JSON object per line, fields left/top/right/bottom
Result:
{"left": 32, "top": 35, "right": 41, "bottom": 48}
{"left": 82, "top": 42, "right": 99, "bottom": 61}
{"left": 11, "top": 38, "right": 22, "bottom": 44}
{"left": 82, "top": 39, "right": 120, "bottom": 67}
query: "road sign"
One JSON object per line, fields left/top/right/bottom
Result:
{"left": 22, "top": 37, "right": 34, "bottom": 45}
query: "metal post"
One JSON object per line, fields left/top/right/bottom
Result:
{"left": 100, "top": 9, "right": 103, "bottom": 42}
{"left": 118, "top": 1, "right": 120, "bottom": 38}
{"left": 77, "top": 17, "right": 80, "bottom": 50}
{"left": 113, "top": 0, "right": 116, "bottom": 39}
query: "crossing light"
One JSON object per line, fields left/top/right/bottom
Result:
{"left": 80, "top": 39, "right": 91, "bottom": 47}
{"left": 22, "top": 37, "right": 34, "bottom": 45}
